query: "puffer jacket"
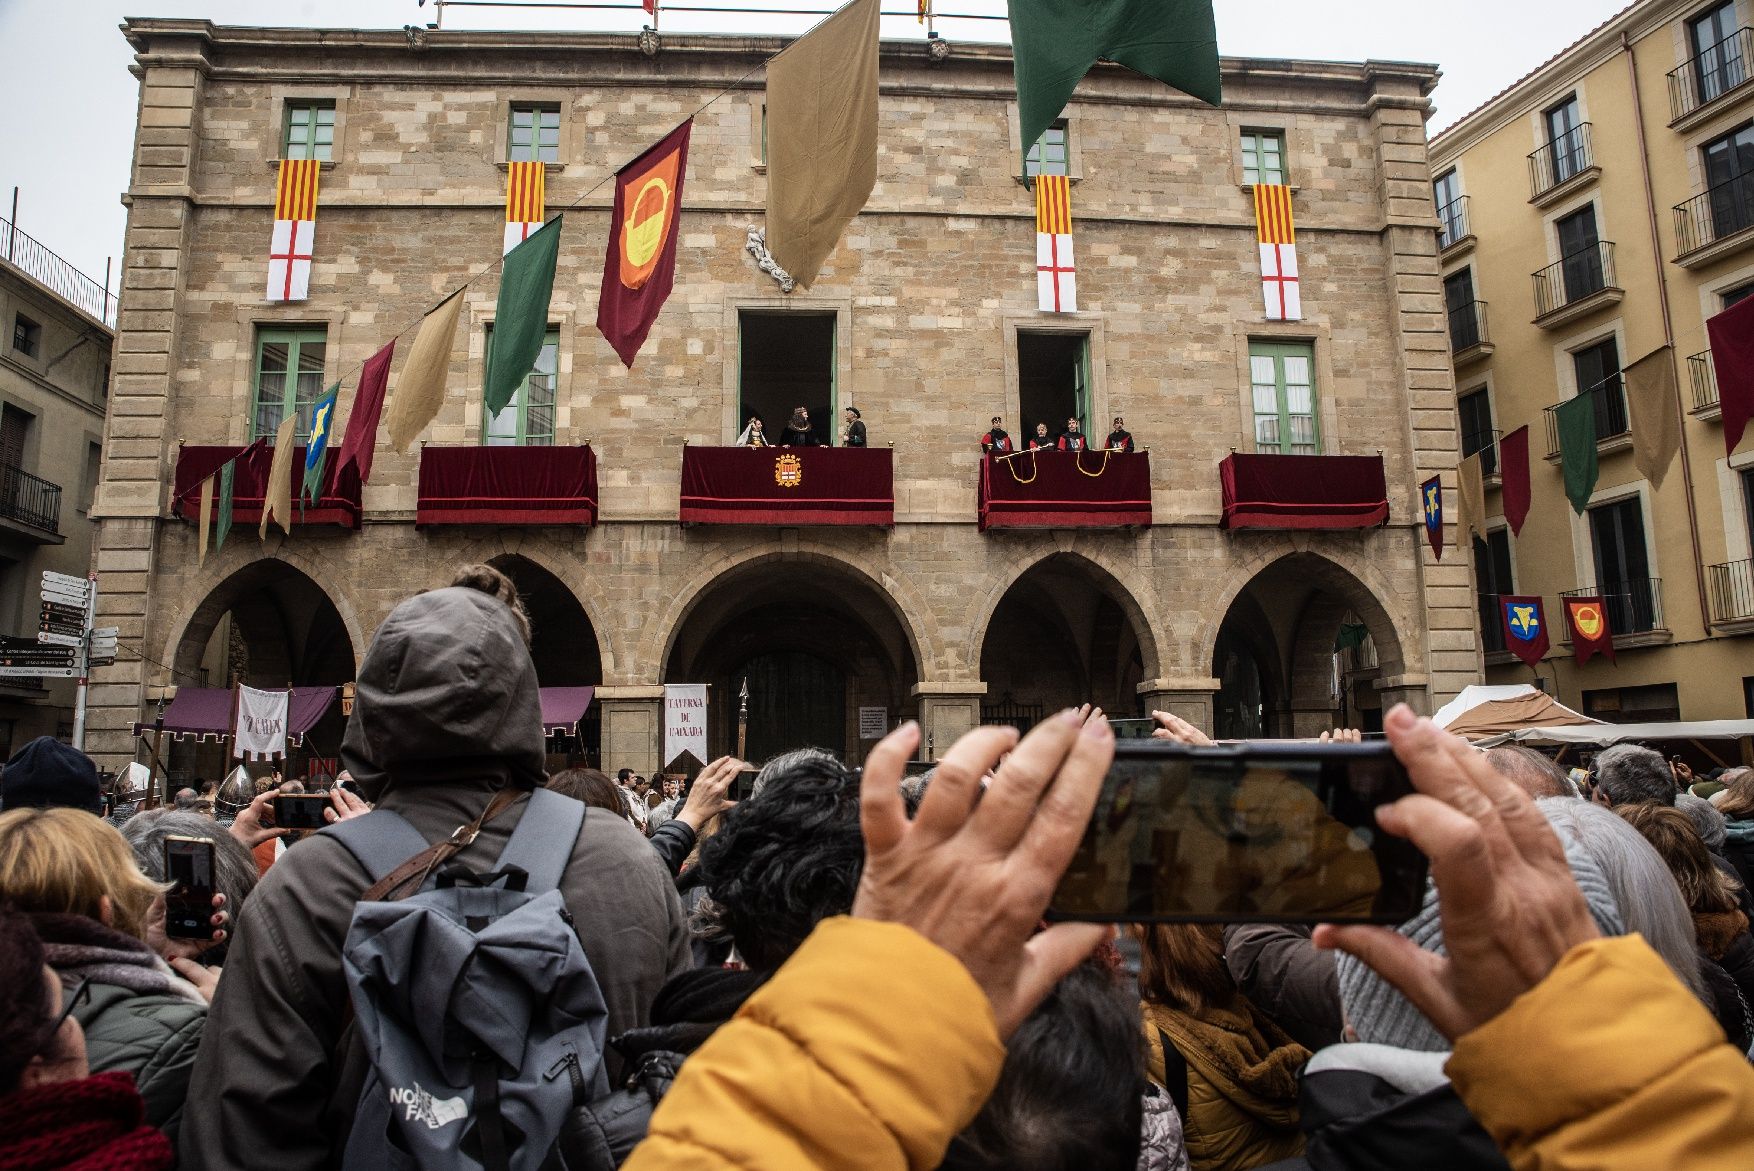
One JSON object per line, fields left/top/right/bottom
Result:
{"left": 624, "top": 917, "right": 1005, "bottom": 1170}
{"left": 1137, "top": 1086, "right": 1192, "bottom": 1171}
{"left": 1724, "top": 818, "right": 1754, "bottom": 892}
{"left": 31, "top": 912, "right": 206, "bottom": 1137}
{"left": 1142, "top": 996, "right": 1308, "bottom": 1171}
{"left": 1448, "top": 935, "right": 1754, "bottom": 1169}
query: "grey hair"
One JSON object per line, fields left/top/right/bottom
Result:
{"left": 121, "top": 809, "right": 260, "bottom": 915}
{"left": 1538, "top": 798, "right": 1704, "bottom": 1001}
{"left": 750, "top": 748, "right": 840, "bottom": 801}
{"left": 1592, "top": 744, "right": 1676, "bottom": 807}
{"left": 1676, "top": 792, "right": 1728, "bottom": 853}
{"left": 1485, "top": 745, "right": 1575, "bottom": 800}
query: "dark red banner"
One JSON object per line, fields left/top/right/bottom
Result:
{"left": 598, "top": 119, "right": 692, "bottom": 368}
{"left": 1499, "top": 594, "right": 1550, "bottom": 670}
{"left": 1499, "top": 425, "right": 1530, "bottom": 537}
{"left": 1563, "top": 595, "right": 1616, "bottom": 666}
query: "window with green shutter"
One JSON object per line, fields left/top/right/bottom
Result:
{"left": 1025, "top": 120, "right": 1070, "bottom": 179}
{"left": 1241, "top": 130, "right": 1287, "bottom": 186}
{"left": 508, "top": 104, "right": 561, "bottom": 163}
{"left": 1249, "top": 340, "right": 1320, "bottom": 455}
{"left": 252, "top": 328, "right": 328, "bottom": 443}
{"left": 283, "top": 102, "right": 336, "bottom": 162}
{"left": 484, "top": 328, "right": 558, "bottom": 447}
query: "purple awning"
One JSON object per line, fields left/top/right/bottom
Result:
{"left": 132, "top": 686, "right": 338, "bottom": 744}
{"left": 540, "top": 687, "right": 596, "bottom": 736}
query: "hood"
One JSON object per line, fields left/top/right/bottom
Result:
{"left": 1298, "top": 1048, "right": 1511, "bottom": 1171}
{"left": 340, "top": 587, "right": 546, "bottom": 800}
{"left": 1725, "top": 818, "right": 1754, "bottom": 844}
{"left": 1145, "top": 998, "right": 1307, "bottom": 1126}
{"left": 1694, "top": 909, "right": 1750, "bottom": 960}
{"left": 611, "top": 968, "right": 764, "bottom": 1065}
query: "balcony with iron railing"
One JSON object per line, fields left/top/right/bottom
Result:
{"left": 1688, "top": 349, "right": 1721, "bottom": 414}
{"left": 1561, "top": 578, "right": 1665, "bottom": 638}
{"left": 1543, "top": 374, "right": 1630, "bottom": 458}
{"left": 1668, "top": 26, "right": 1754, "bottom": 125}
{"left": 0, "top": 216, "right": 114, "bottom": 329}
{"left": 1437, "top": 195, "right": 1472, "bottom": 252}
{"left": 1532, "top": 241, "right": 1619, "bottom": 326}
{"left": 1673, "top": 171, "right": 1754, "bottom": 264}
{"left": 1447, "top": 298, "right": 1491, "bottom": 363}
{"left": 1708, "top": 558, "right": 1754, "bottom": 626}
{"left": 1528, "top": 123, "right": 1596, "bottom": 203}
{"left": 0, "top": 463, "right": 63, "bottom": 540}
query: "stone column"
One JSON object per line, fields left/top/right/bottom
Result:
{"left": 1375, "top": 672, "right": 1432, "bottom": 717}
{"left": 911, "top": 682, "right": 986, "bottom": 762}
{"left": 1136, "top": 677, "right": 1220, "bottom": 735}
{"left": 596, "top": 685, "right": 663, "bottom": 775}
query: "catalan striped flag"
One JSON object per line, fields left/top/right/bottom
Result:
{"left": 504, "top": 160, "right": 547, "bottom": 256}
{"left": 266, "top": 158, "right": 321, "bottom": 303}
{"left": 1035, "top": 174, "right": 1076, "bottom": 314}
{"left": 1254, "top": 184, "right": 1301, "bottom": 321}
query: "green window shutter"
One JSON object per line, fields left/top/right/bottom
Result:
{"left": 1248, "top": 340, "right": 1320, "bottom": 455}
{"left": 252, "top": 327, "right": 328, "bottom": 442}
{"left": 484, "top": 327, "right": 559, "bottom": 446}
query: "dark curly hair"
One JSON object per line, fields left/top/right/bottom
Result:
{"left": 698, "top": 750, "right": 862, "bottom": 973}
{"left": 0, "top": 903, "right": 54, "bottom": 1094}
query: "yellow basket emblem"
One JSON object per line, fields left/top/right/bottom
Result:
{"left": 774, "top": 453, "right": 804, "bottom": 489}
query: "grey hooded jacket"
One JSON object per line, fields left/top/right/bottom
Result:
{"left": 178, "top": 587, "right": 691, "bottom": 1171}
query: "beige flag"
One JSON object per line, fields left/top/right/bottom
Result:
{"left": 259, "top": 414, "right": 298, "bottom": 539}
{"left": 1456, "top": 452, "right": 1485, "bottom": 553}
{"left": 1623, "top": 345, "right": 1681, "bottom": 490}
{"left": 385, "top": 290, "right": 466, "bottom": 452}
{"left": 197, "top": 475, "right": 214, "bottom": 564}
{"left": 764, "top": 0, "right": 880, "bottom": 288}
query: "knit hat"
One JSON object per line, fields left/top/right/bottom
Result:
{"left": 0, "top": 736, "right": 102, "bottom": 815}
{"left": 1336, "top": 810, "right": 1625, "bottom": 1053}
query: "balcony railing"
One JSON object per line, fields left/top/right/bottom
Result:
{"left": 0, "top": 463, "right": 62, "bottom": 535}
{"left": 1478, "top": 593, "right": 1508, "bottom": 654}
{"left": 1688, "top": 349, "right": 1720, "bottom": 411}
{"left": 1437, "top": 195, "right": 1471, "bottom": 249}
{"left": 0, "top": 216, "right": 114, "bottom": 328}
{"left": 1461, "top": 427, "right": 1501, "bottom": 478}
{"left": 1532, "top": 241, "right": 1616, "bottom": 318}
{"left": 1668, "top": 26, "right": 1754, "bottom": 122}
{"left": 1562, "top": 578, "right": 1664, "bottom": 636}
{"left": 1543, "top": 374, "right": 1629, "bottom": 458}
{"left": 1674, "top": 171, "right": 1754, "bottom": 256}
{"left": 1708, "top": 559, "right": 1754, "bottom": 623}
{"left": 1528, "top": 123, "right": 1594, "bottom": 199}
{"left": 1448, "top": 298, "right": 1489, "bottom": 355}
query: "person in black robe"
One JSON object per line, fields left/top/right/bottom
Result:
{"left": 841, "top": 407, "right": 867, "bottom": 448}
{"left": 981, "top": 416, "right": 1014, "bottom": 454}
{"left": 1027, "top": 423, "right": 1056, "bottom": 450}
{"left": 1058, "top": 417, "right": 1088, "bottom": 451}
{"left": 779, "top": 406, "right": 817, "bottom": 447}
{"left": 1107, "top": 416, "right": 1134, "bottom": 453}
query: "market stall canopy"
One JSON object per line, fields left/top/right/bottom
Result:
{"left": 540, "top": 686, "right": 595, "bottom": 736}
{"left": 132, "top": 686, "right": 338, "bottom": 743}
{"left": 1434, "top": 684, "right": 1597, "bottom": 740}
{"left": 1477, "top": 721, "right": 1754, "bottom": 749}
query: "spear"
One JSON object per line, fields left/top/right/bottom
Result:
{"left": 737, "top": 675, "right": 749, "bottom": 762}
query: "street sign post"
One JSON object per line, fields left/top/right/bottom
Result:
{"left": 31, "top": 573, "right": 102, "bottom": 750}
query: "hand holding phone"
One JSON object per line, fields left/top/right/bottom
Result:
{"left": 272, "top": 793, "right": 331, "bottom": 831}
{"left": 164, "top": 836, "right": 217, "bottom": 940}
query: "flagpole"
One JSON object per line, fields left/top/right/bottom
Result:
{"left": 736, "top": 676, "right": 748, "bottom": 761}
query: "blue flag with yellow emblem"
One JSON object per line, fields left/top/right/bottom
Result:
{"left": 1500, "top": 594, "right": 1550, "bottom": 670}
{"left": 1420, "top": 475, "right": 1443, "bottom": 560}
{"left": 302, "top": 383, "right": 340, "bottom": 507}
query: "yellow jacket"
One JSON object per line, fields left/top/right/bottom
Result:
{"left": 624, "top": 916, "right": 1006, "bottom": 1170}
{"left": 1448, "top": 934, "right": 1754, "bottom": 1170}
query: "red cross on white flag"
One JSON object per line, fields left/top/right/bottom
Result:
{"left": 1258, "top": 242, "right": 1301, "bottom": 321}
{"left": 267, "top": 219, "right": 315, "bottom": 303}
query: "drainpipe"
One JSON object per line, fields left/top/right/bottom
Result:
{"left": 1624, "top": 31, "right": 1714, "bottom": 634}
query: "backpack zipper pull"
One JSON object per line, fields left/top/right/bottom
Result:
{"left": 544, "top": 1051, "right": 586, "bottom": 1100}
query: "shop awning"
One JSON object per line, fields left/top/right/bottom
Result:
{"left": 540, "top": 686, "right": 596, "bottom": 736}
{"left": 174, "top": 445, "right": 362, "bottom": 531}
{"left": 417, "top": 446, "right": 598, "bottom": 527}
{"left": 680, "top": 446, "right": 894, "bottom": 526}
{"left": 1219, "top": 452, "right": 1389, "bottom": 530}
{"left": 978, "top": 450, "right": 1152, "bottom": 531}
{"left": 132, "top": 686, "right": 339, "bottom": 743}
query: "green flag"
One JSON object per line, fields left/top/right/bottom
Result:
{"left": 215, "top": 458, "right": 236, "bottom": 550}
{"left": 1555, "top": 394, "right": 1599, "bottom": 514}
{"left": 1009, "top": 0, "right": 1220, "bottom": 165}
{"left": 485, "top": 216, "right": 562, "bottom": 417}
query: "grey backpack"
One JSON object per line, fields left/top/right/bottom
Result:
{"left": 325, "top": 788, "right": 609, "bottom": 1171}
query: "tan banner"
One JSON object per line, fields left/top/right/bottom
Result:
{"left": 764, "top": 0, "right": 880, "bottom": 288}
{"left": 385, "top": 290, "right": 465, "bottom": 452}
{"left": 1623, "top": 345, "right": 1681, "bottom": 490}
{"left": 197, "top": 475, "right": 214, "bottom": 564}
{"left": 259, "top": 414, "right": 298, "bottom": 539}
{"left": 1456, "top": 452, "right": 1485, "bottom": 553}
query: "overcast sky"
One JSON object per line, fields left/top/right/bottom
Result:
{"left": 0, "top": 0, "right": 1630, "bottom": 286}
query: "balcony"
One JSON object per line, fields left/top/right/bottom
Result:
{"left": 1527, "top": 123, "right": 1599, "bottom": 206}
{"left": 1532, "top": 242, "right": 1621, "bottom": 328}
{"left": 680, "top": 445, "right": 894, "bottom": 527}
{"left": 0, "top": 463, "right": 64, "bottom": 543}
{"left": 1708, "top": 558, "right": 1754, "bottom": 629}
{"left": 1218, "top": 452, "right": 1389, "bottom": 530}
{"left": 1543, "top": 376, "right": 1631, "bottom": 459}
{"left": 978, "top": 450, "right": 1152, "bottom": 531}
{"left": 416, "top": 445, "right": 598, "bottom": 527}
{"left": 1673, "top": 172, "right": 1754, "bottom": 267}
{"left": 1477, "top": 593, "right": 1508, "bottom": 656}
{"left": 1447, "top": 298, "right": 1493, "bottom": 365}
{"left": 1667, "top": 26, "right": 1754, "bottom": 128}
{"left": 0, "top": 215, "right": 115, "bottom": 328}
{"left": 173, "top": 444, "right": 362, "bottom": 530}
{"left": 1688, "top": 349, "right": 1722, "bottom": 416}
{"left": 1437, "top": 195, "right": 1473, "bottom": 255}
{"left": 1561, "top": 578, "right": 1666, "bottom": 639}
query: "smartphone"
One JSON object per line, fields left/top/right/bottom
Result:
{"left": 729, "top": 767, "right": 758, "bottom": 803}
{"left": 1049, "top": 740, "right": 1428, "bottom": 925}
{"left": 163, "top": 836, "right": 216, "bottom": 940}
{"left": 272, "top": 793, "right": 330, "bottom": 831}
{"left": 1108, "top": 718, "right": 1157, "bottom": 741}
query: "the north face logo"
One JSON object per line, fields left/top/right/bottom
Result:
{"left": 389, "top": 1082, "right": 468, "bottom": 1130}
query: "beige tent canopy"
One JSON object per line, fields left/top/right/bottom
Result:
{"left": 1433, "top": 685, "right": 1597, "bottom": 742}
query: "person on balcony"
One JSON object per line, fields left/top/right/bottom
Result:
{"left": 1107, "top": 416, "right": 1135, "bottom": 453}
{"left": 841, "top": 407, "right": 867, "bottom": 448}
{"left": 980, "top": 417, "right": 1014, "bottom": 454}
{"left": 1028, "top": 422, "right": 1056, "bottom": 450}
{"left": 1058, "top": 417, "right": 1089, "bottom": 452}
{"left": 779, "top": 407, "right": 818, "bottom": 447}
{"left": 734, "top": 416, "right": 769, "bottom": 447}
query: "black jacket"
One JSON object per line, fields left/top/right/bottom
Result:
{"left": 1224, "top": 924, "right": 1342, "bottom": 1052}
{"left": 647, "top": 818, "right": 697, "bottom": 878}
{"left": 844, "top": 420, "right": 867, "bottom": 447}
{"left": 778, "top": 426, "right": 817, "bottom": 446}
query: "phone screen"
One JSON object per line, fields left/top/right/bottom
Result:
{"left": 164, "top": 836, "right": 215, "bottom": 939}
{"left": 273, "top": 794, "right": 329, "bottom": 830}
{"left": 1049, "top": 741, "right": 1428, "bottom": 925}
{"left": 730, "top": 768, "right": 757, "bottom": 804}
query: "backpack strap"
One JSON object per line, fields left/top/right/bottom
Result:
{"left": 1157, "top": 1027, "right": 1191, "bottom": 1123}
{"left": 321, "top": 808, "right": 434, "bottom": 886}
{"left": 493, "top": 787, "right": 584, "bottom": 894}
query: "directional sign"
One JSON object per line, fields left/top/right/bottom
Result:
{"left": 38, "top": 619, "right": 84, "bottom": 635}
{"left": 91, "top": 627, "right": 118, "bottom": 640}
{"left": 0, "top": 645, "right": 77, "bottom": 668}
{"left": 36, "top": 632, "right": 82, "bottom": 648}
{"left": 41, "top": 588, "right": 89, "bottom": 609}
{"left": 0, "top": 666, "right": 77, "bottom": 679}
{"left": 41, "top": 571, "right": 91, "bottom": 591}
{"left": 40, "top": 601, "right": 85, "bottom": 623}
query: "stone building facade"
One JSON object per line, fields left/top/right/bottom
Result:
{"left": 91, "top": 19, "right": 1475, "bottom": 774}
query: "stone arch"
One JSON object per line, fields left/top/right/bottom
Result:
{"left": 969, "top": 548, "right": 1164, "bottom": 683}
{"left": 436, "top": 535, "right": 620, "bottom": 677}
{"left": 481, "top": 554, "right": 604, "bottom": 688}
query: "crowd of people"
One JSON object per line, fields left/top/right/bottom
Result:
{"left": 1, "top": 563, "right": 1751, "bottom": 1169}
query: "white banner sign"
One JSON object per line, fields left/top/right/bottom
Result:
{"left": 233, "top": 684, "right": 290, "bottom": 760}
{"left": 662, "top": 684, "right": 708, "bottom": 768}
